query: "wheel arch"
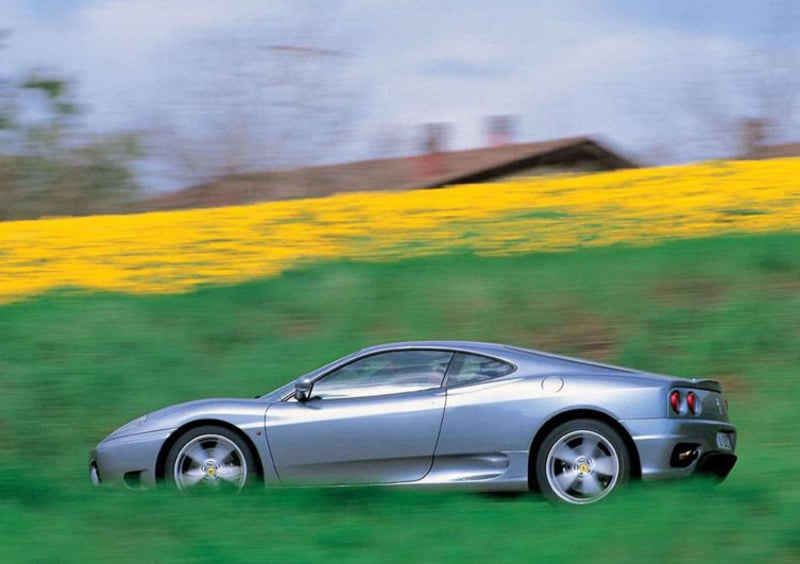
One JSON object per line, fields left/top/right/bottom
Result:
{"left": 527, "top": 409, "right": 641, "bottom": 491}
{"left": 155, "top": 419, "right": 264, "bottom": 484}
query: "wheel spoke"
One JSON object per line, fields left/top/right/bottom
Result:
{"left": 592, "top": 455, "right": 616, "bottom": 477}
{"left": 185, "top": 444, "right": 210, "bottom": 467}
{"left": 212, "top": 441, "right": 235, "bottom": 463}
{"left": 217, "top": 465, "right": 244, "bottom": 484}
{"left": 553, "top": 443, "right": 580, "bottom": 464}
{"left": 577, "top": 436, "right": 599, "bottom": 458}
{"left": 581, "top": 473, "right": 604, "bottom": 496}
{"left": 554, "top": 468, "right": 579, "bottom": 492}
{"left": 180, "top": 468, "right": 206, "bottom": 487}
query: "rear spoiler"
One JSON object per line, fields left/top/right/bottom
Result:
{"left": 671, "top": 379, "right": 722, "bottom": 393}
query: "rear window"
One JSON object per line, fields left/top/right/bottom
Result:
{"left": 445, "top": 353, "right": 515, "bottom": 387}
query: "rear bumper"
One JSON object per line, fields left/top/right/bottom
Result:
{"left": 695, "top": 452, "right": 738, "bottom": 480}
{"left": 620, "top": 418, "right": 737, "bottom": 481}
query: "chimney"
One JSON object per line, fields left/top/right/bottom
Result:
{"left": 486, "top": 115, "right": 516, "bottom": 147}
{"left": 739, "top": 117, "right": 771, "bottom": 156}
{"left": 416, "top": 123, "right": 451, "bottom": 179}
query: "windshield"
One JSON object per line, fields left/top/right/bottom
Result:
{"left": 257, "top": 349, "right": 364, "bottom": 399}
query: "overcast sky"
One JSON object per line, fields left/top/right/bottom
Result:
{"left": 2, "top": 0, "right": 799, "bottom": 190}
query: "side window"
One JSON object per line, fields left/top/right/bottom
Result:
{"left": 311, "top": 350, "right": 453, "bottom": 399}
{"left": 445, "top": 353, "right": 515, "bottom": 387}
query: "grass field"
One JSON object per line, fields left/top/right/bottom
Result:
{"left": 2, "top": 233, "right": 799, "bottom": 562}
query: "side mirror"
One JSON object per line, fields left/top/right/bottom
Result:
{"left": 294, "top": 376, "right": 314, "bottom": 402}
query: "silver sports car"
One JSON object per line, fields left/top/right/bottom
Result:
{"left": 90, "top": 341, "right": 737, "bottom": 504}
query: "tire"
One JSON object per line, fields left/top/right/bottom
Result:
{"left": 535, "top": 418, "right": 629, "bottom": 505}
{"left": 165, "top": 425, "right": 258, "bottom": 493}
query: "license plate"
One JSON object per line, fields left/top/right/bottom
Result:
{"left": 716, "top": 432, "right": 732, "bottom": 450}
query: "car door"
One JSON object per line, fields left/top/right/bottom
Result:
{"left": 265, "top": 350, "right": 452, "bottom": 484}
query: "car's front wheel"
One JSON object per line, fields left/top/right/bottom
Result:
{"left": 535, "top": 418, "right": 629, "bottom": 504}
{"left": 165, "top": 425, "right": 257, "bottom": 493}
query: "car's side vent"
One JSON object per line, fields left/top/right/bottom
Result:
{"left": 123, "top": 471, "right": 143, "bottom": 489}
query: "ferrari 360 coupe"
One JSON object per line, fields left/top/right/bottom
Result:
{"left": 90, "top": 341, "right": 737, "bottom": 504}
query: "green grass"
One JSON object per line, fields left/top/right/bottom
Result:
{"left": 2, "top": 233, "right": 800, "bottom": 562}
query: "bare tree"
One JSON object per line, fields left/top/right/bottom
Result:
{"left": 149, "top": 3, "right": 364, "bottom": 192}
{"left": 683, "top": 4, "right": 799, "bottom": 159}
{"left": 629, "top": 2, "right": 799, "bottom": 164}
{"left": 0, "top": 30, "right": 12, "bottom": 134}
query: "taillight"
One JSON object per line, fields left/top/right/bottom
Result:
{"left": 669, "top": 390, "right": 681, "bottom": 414}
{"left": 686, "top": 391, "right": 698, "bottom": 414}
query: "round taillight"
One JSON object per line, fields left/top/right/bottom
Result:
{"left": 686, "top": 391, "right": 698, "bottom": 414}
{"left": 669, "top": 390, "right": 681, "bottom": 414}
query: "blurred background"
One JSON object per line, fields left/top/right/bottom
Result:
{"left": 1, "top": 0, "right": 799, "bottom": 219}
{"left": 1, "top": 2, "right": 800, "bottom": 562}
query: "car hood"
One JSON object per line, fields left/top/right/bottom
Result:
{"left": 103, "top": 397, "right": 271, "bottom": 441}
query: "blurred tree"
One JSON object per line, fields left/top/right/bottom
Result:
{"left": 149, "top": 2, "right": 363, "bottom": 192}
{"left": 0, "top": 30, "right": 17, "bottom": 219}
{"left": 630, "top": 2, "right": 799, "bottom": 164}
{"left": 0, "top": 30, "right": 11, "bottom": 132}
{"left": 682, "top": 2, "right": 799, "bottom": 159}
{"left": 0, "top": 62, "right": 142, "bottom": 220}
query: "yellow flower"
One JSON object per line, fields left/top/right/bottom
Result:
{"left": 1, "top": 159, "right": 799, "bottom": 303}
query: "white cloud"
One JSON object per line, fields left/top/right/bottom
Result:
{"left": 76, "top": 0, "right": 285, "bottom": 54}
{"left": 2, "top": 0, "right": 792, "bottom": 188}
{"left": 355, "top": 11, "right": 757, "bottom": 156}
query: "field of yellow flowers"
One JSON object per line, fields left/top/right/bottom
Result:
{"left": 1, "top": 159, "right": 799, "bottom": 303}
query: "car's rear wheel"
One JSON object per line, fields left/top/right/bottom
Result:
{"left": 165, "top": 425, "right": 257, "bottom": 493}
{"left": 536, "top": 419, "right": 629, "bottom": 505}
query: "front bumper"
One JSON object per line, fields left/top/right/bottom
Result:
{"left": 89, "top": 428, "right": 172, "bottom": 489}
{"left": 621, "top": 418, "right": 737, "bottom": 481}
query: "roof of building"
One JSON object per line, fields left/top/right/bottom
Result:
{"left": 739, "top": 142, "right": 800, "bottom": 160}
{"left": 140, "top": 135, "right": 636, "bottom": 211}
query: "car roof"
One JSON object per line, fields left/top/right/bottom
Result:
{"left": 356, "top": 341, "right": 637, "bottom": 374}
{"left": 358, "top": 340, "right": 515, "bottom": 356}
